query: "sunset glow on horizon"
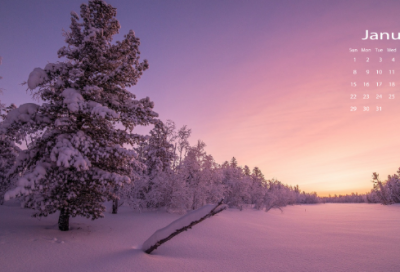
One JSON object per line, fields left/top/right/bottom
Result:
{"left": 2, "top": 0, "right": 400, "bottom": 196}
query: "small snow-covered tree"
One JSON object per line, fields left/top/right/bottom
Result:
{"left": 140, "top": 120, "right": 175, "bottom": 178}
{"left": 176, "top": 125, "right": 191, "bottom": 166}
{"left": 249, "top": 166, "right": 266, "bottom": 209}
{"left": 371, "top": 170, "right": 400, "bottom": 205}
{"left": 1, "top": 0, "right": 157, "bottom": 230}
{"left": 121, "top": 120, "right": 175, "bottom": 212}
{"left": 222, "top": 160, "right": 252, "bottom": 209}
{"left": 366, "top": 189, "right": 380, "bottom": 203}
{"left": 200, "top": 154, "right": 225, "bottom": 204}
{"left": 164, "top": 120, "right": 178, "bottom": 167}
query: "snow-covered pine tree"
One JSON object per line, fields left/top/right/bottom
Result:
{"left": 136, "top": 121, "right": 176, "bottom": 209}
{"left": 176, "top": 125, "right": 191, "bottom": 166}
{"left": 222, "top": 159, "right": 251, "bottom": 209}
{"left": 116, "top": 120, "right": 175, "bottom": 213}
{"left": 140, "top": 120, "right": 175, "bottom": 178}
{"left": 1, "top": 0, "right": 157, "bottom": 230}
{"left": 249, "top": 166, "right": 266, "bottom": 209}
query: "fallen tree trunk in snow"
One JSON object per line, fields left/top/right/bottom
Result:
{"left": 142, "top": 199, "right": 227, "bottom": 254}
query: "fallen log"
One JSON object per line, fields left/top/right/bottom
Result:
{"left": 142, "top": 199, "right": 227, "bottom": 254}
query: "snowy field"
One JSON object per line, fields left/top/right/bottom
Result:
{"left": 1, "top": 202, "right": 399, "bottom": 272}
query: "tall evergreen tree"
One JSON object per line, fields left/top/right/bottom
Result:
{"left": 119, "top": 120, "right": 175, "bottom": 212}
{"left": 230, "top": 157, "right": 238, "bottom": 168}
{"left": 140, "top": 121, "right": 175, "bottom": 178}
{"left": 1, "top": 0, "right": 157, "bottom": 230}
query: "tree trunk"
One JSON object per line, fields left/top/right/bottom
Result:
{"left": 58, "top": 208, "right": 70, "bottom": 231}
{"left": 112, "top": 198, "right": 118, "bottom": 214}
{"left": 112, "top": 186, "right": 119, "bottom": 214}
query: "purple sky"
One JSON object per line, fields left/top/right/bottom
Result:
{"left": 2, "top": 0, "right": 400, "bottom": 195}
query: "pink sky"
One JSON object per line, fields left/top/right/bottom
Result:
{"left": 2, "top": 0, "right": 400, "bottom": 196}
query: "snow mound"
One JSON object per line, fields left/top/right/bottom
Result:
{"left": 27, "top": 68, "right": 48, "bottom": 89}
{"left": 70, "top": 11, "right": 79, "bottom": 19}
{"left": 5, "top": 103, "right": 39, "bottom": 123}
{"left": 89, "top": 101, "right": 119, "bottom": 119}
{"left": 61, "top": 88, "right": 84, "bottom": 112}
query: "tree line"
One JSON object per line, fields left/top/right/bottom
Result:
{"left": 115, "top": 120, "right": 319, "bottom": 214}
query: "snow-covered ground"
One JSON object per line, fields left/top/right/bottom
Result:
{"left": 1, "top": 202, "right": 399, "bottom": 272}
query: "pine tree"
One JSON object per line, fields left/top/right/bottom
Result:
{"left": 140, "top": 120, "right": 175, "bottom": 178}
{"left": 118, "top": 120, "right": 175, "bottom": 213}
{"left": 243, "top": 165, "right": 251, "bottom": 176}
{"left": 1, "top": 0, "right": 157, "bottom": 230}
{"left": 176, "top": 125, "right": 191, "bottom": 166}
{"left": 230, "top": 157, "right": 238, "bottom": 168}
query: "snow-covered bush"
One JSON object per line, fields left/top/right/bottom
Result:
{"left": 371, "top": 170, "right": 400, "bottom": 205}
{"left": 1, "top": 0, "right": 157, "bottom": 230}
{"left": 365, "top": 189, "right": 380, "bottom": 203}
